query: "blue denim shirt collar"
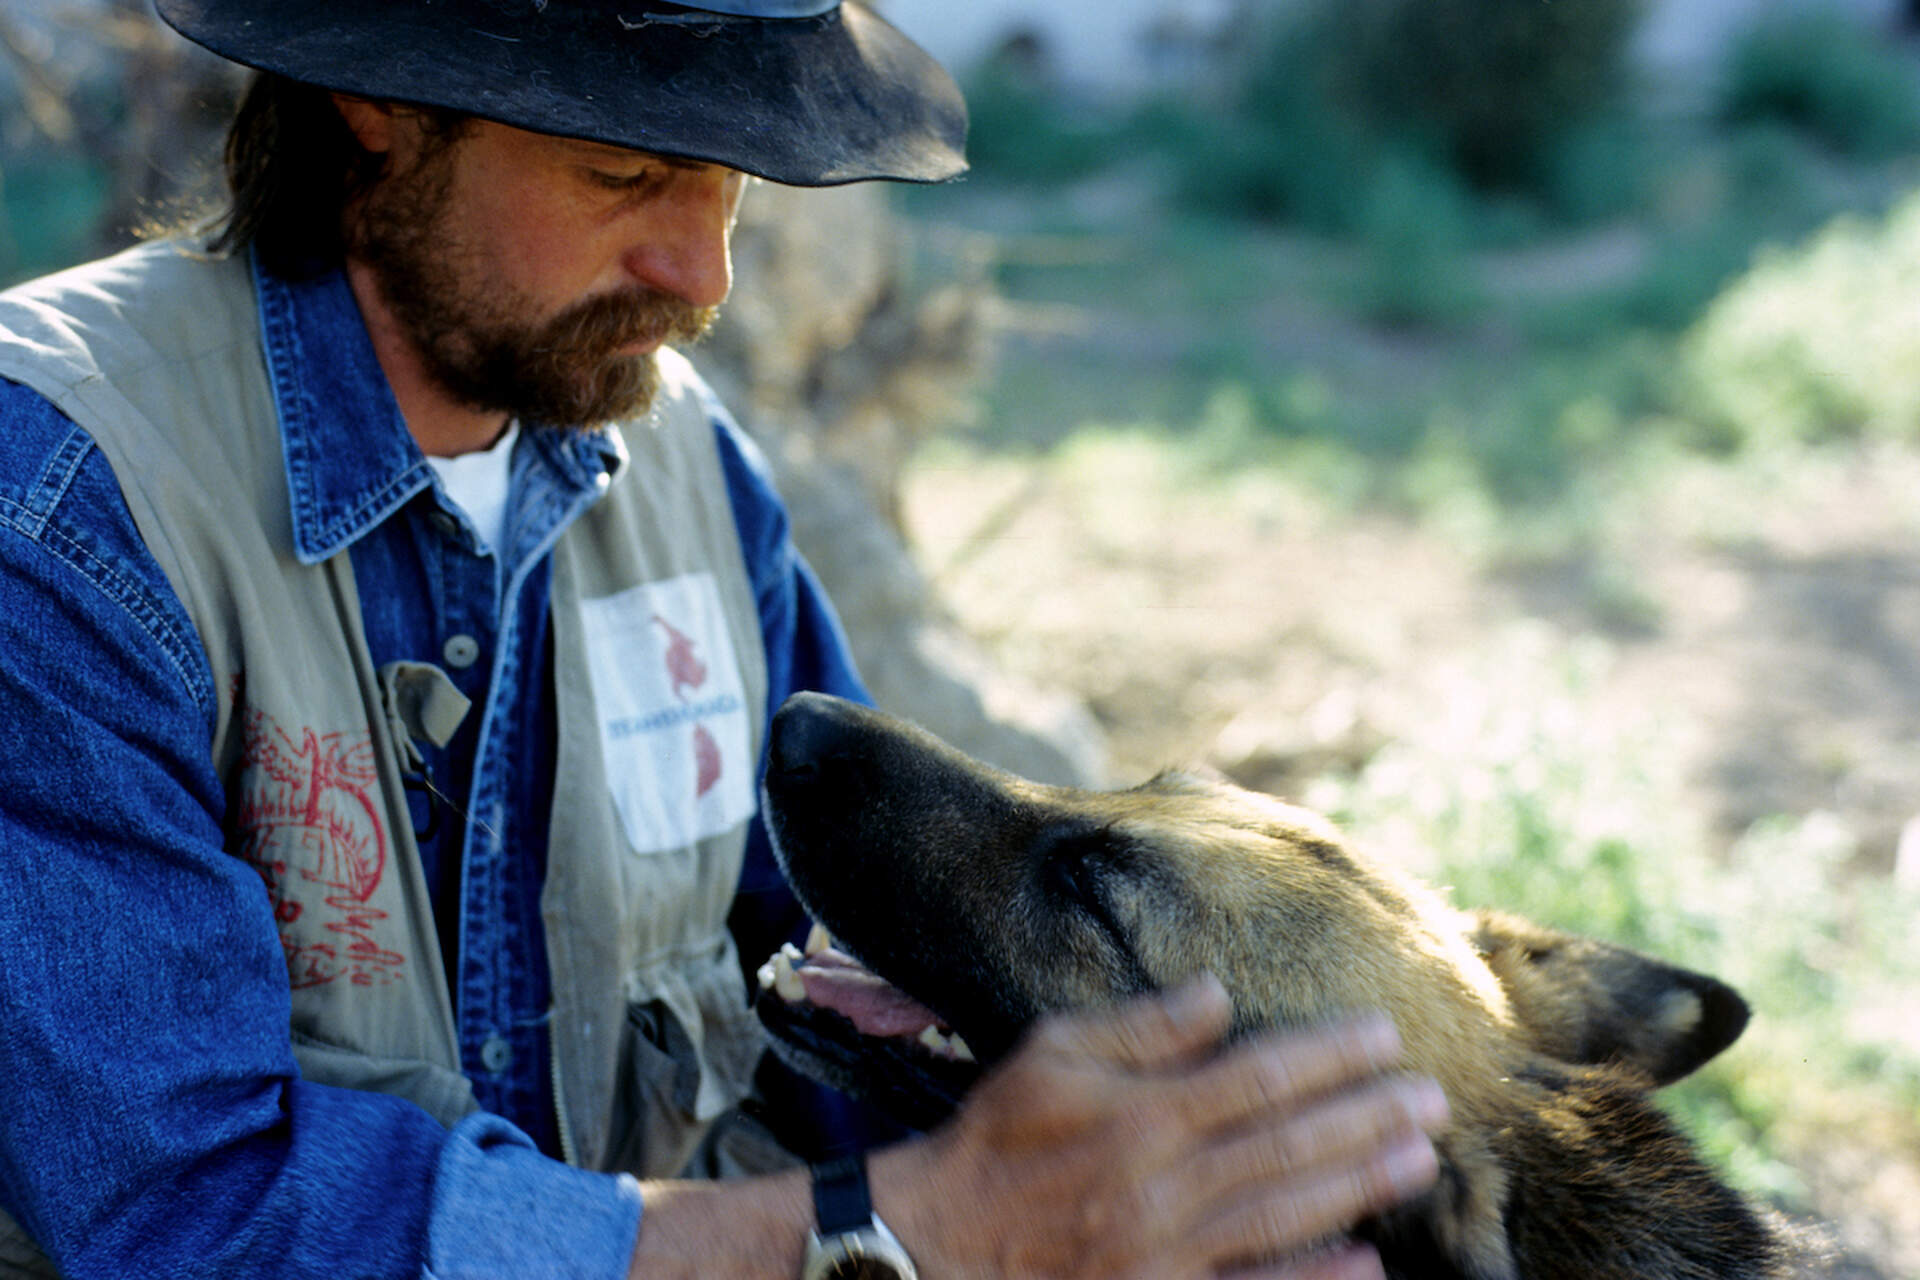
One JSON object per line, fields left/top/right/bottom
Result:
{"left": 250, "top": 252, "right": 626, "bottom": 566}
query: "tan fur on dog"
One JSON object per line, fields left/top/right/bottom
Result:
{"left": 761, "top": 694, "right": 1779, "bottom": 1280}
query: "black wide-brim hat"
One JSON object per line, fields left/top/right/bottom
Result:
{"left": 152, "top": 0, "right": 967, "bottom": 186}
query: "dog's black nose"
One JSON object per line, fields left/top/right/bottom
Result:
{"left": 769, "top": 691, "right": 868, "bottom": 780}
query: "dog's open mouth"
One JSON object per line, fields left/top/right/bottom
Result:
{"left": 754, "top": 924, "right": 986, "bottom": 1130}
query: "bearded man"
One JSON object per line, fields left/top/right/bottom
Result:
{"left": 0, "top": 3, "right": 1446, "bottom": 1277}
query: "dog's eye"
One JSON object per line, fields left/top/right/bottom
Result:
{"left": 1045, "top": 848, "right": 1098, "bottom": 911}
{"left": 1035, "top": 826, "right": 1115, "bottom": 915}
{"left": 1035, "top": 825, "right": 1156, "bottom": 992}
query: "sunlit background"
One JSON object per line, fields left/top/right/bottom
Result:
{"left": 5, "top": 0, "right": 1920, "bottom": 1272}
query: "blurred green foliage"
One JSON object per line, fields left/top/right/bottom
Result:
{"left": 957, "top": 0, "right": 1644, "bottom": 246}
{"left": 1321, "top": 0, "right": 1643, "bottom": 190}
{"left": 1719, "top": 9, "right": 1920, "bottom": 159}
{"left": 1151, "top": 0, "right": 1641, "bottom": 229}
{"left": 0, "top": 155, "right": 112, "bottom": 287}
{"left": 1683, "top": 189, "right": 1920, "bottom": 448}
{"left": 1343, "top": 151, "right": 1484, "bottom": 328}
{"left": 956, "top": 47, "right": 1119, "bottom": 188}
{"left": 923, "top": 0, "right": 1920, "bottom": 509}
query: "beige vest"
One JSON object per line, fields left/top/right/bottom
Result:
{"left": 0, "top": 242, "right": 771, "bottom": 1274}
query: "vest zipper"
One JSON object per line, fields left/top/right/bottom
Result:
{"left": 551, "top": 1034, "right": 581, "bottom": 1167}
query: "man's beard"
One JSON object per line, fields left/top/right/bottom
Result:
{"left": 345, "top": 143, "right": 717, "bottom": 428}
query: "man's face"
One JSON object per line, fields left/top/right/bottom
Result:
{"left": 344, "top": 115, "right": 745, "bottom": 428}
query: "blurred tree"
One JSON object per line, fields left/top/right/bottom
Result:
{"left": 1717, "top": 7, "right": 1920, "bottom": 160}
{"left": 1314, "top": 0, "right": 1643, "bottom": 190}
{"left": 1163, "top": 0, "right": 1646, "bottom": 231}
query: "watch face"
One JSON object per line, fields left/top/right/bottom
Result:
{"left": 819, "top": 1258, "right": 905, "bottom": 1280}
{"left": 804, "top": 1231, "right": 917, "bottom": 1280}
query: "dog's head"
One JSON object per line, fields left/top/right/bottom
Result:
{"left": 758, "top": 693, "right": 1766, "bottom": 1278}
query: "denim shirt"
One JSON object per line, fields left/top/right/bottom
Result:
{"left": 0, "top": 255, "right": 869, "bottom": 1278}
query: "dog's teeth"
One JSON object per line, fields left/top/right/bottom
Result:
{"left": 914, "top": 1026, "right": 976, "bottom": 1063}
{"left": 805, "top": 923, "right": 832, "bottom": 957}
{"left": 755, "top": 959, "right": 776, "bottom": 991}
{"left": 780, "top": 941, "right": 804, "bottom": 964}
{"left": 771, "top": 949, "right": 805, "bottom": 1002}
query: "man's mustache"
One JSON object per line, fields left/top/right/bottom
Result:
{"left": 533, "top": 289, "right": 717, "bottom": 358}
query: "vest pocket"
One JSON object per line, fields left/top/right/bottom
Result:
{"left": 607, "top": 985, "right": 774, "bottom": 1179}
{"left": 0, "top": 1208, "right": 60, "bottom": 1278}
{"left": 607, "top": 998, "right": 713, "bottom": 1178}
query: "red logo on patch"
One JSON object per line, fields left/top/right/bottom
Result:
{"left": 233, "top": 707, "right": 404, "bottom": 988}
{"left": 653, "top": 613, "right": 723, "bottom": 798}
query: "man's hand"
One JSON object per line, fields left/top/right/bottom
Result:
{"left": 872, "top": 977, "right": 1448, "bottom": 1280}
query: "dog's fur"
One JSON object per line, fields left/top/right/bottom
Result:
{"left": 757, "top": 692, "right": 1780, "bottom": 1280}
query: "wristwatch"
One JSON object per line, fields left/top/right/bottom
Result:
{"left": 801, "top": 1154, "right": 919, "bottom": 1280}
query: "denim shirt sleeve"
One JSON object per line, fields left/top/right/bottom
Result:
{"left": 0, "top": 379, "right": 640, "bottom": 1279}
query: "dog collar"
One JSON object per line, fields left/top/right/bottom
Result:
{"left": 802, "top": 1155, "right": 918, "bottom": 1280}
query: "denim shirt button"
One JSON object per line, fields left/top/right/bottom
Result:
{"left": 480, "top": 1034, "right": 513, "bottom": 1075}
{"left": 443, "top": 633, "right": 481, "bottom": 668}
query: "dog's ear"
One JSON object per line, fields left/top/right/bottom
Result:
{"left": 1471, "top": 910, "right": 1749, "bottom": 1084}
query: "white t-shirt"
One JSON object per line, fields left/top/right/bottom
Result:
{"left": 425, "top": 422, "right": 519, "bottom": 556}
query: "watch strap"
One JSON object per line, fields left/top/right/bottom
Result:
{"left": 811, "top": 1154, "right": 875, "bottom": 1236}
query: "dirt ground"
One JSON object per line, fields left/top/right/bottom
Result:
{"left": 901, "top": 421, "right": 1920, "bottom": 1277}
{"left": 905, "top": 431, "right": 1920, "bottom": 859}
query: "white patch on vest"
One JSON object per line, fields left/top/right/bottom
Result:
{"left": 580, "top": 573, "right": 756, "bottom": 854}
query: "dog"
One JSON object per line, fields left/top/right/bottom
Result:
{"left": 755, "top": 691, "right": 1781, "bottom": 1280}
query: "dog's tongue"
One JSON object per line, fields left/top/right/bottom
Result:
{"left": 798, "top": 948, "right": 943, "bottom": 1038}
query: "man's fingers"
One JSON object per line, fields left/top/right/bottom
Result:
{"left": 1231, "top": 1240, "right": 1388, "bottom": 1280}
{"left": 906, "top": 1005, "right": 1443, "bottom": 1278}
{"left": 1194, "top": 1129, "right": 1441, "bottom": 1265}
{"left": 1037, "top": 974, "right": 1235, "bottom": 1071}
{"left": 1173, "top": 1068, "right": 1447, "bottom": 1265}
{"left": 1160, "top": 1013, "right": 1406, "bottom": 1136}
{"left": 1195, "top": 1073, "right": 1450, "bottom": 1203}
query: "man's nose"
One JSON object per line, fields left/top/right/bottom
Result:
{"left": 623, "top": 168, "right": 742, "bottom": 308}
